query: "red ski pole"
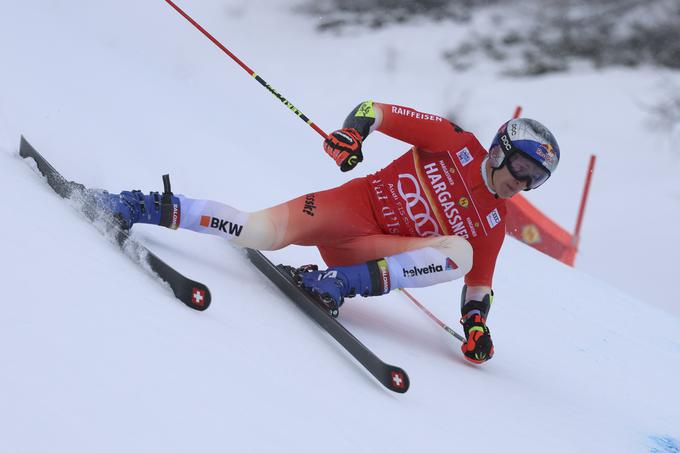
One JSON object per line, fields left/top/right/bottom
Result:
{"left": 165, "top": 0, "right": 464, "bottom": 343}
{"left": 400, "top": 289, "right": 464, "bottom": 342}
{"left": 163, "top": 0, "right": 329, "bottom": 140}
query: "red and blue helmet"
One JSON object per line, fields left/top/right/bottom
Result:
{"left": 488, "top": 118, "right": 560, "bottom": 190}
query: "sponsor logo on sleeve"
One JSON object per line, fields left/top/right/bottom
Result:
{"left": 456, "top": 147, "right": 473, "bottom": 166}
{"left": 200, "top": 215, "right": 244, "bottom": 237}
{"left": 403, "top": 259, "right": 459, "bottom": 278}
{"left": 402, "top": 263, "right": 445, "bottom": 278}
{"left": 391, "top": 106, "right": 443, "bottom": 122}
{"left": 458, "top": 196, "right": 469, "bottom": 208}
{"left": 445, "top": 258, "right": 459, "bottom": 271}
{"left": 486, "top": 208, "right": 501, "bottom": 229}
{"left": 302, "top": 193, "right": 317, "bottom": 216}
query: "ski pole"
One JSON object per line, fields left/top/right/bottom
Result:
{"left": 399, "top": 289, "right": 464, "bottom": 342}
{"left": 164, "top": 0, "right": 463, "bottom": 345}
{"left": 163, "top": 0, "right": 329, "bottom": 140}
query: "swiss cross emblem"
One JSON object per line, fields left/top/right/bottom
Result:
{"left": 192, "top": 288, "right": 205, "bottom": 306}
{"left": 391, "top": 371, "right": 405, "bottom": 389}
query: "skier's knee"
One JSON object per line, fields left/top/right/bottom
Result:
{"left": 233, "top": 210, "right": 286, "bottom": 250}
{"left": 432, "top": 235, "right": 473, "bottom": 275}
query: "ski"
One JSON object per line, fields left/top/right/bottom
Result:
{"left": 245, "top": 248, "right": 410, "bottom": 393}
{"left": 19, "top": 136, "right": 211, "bottom": 311}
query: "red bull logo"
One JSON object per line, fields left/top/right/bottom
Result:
{"left": 536, "top": 143, "right": 557, "bottom": 167}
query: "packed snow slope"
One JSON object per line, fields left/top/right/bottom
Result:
{"left": 1, "top": 1, "right": 679, "bottom": 452}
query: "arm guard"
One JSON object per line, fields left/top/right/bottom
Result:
{"left": 342, "top": 100, "right": 379, "bottom": 141}
{"left": 460, "top": 284, "right": 493, "bottom": 318}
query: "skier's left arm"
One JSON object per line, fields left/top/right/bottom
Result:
{"left": 458, "top": 228, "right": 505, "bottom": 363}
{"left": 465, "top": 222, "right": 505, "bottom": 295}
{"left": 323, "top": 100, "right": 467, "bottom": 171}
{"left": 463, "top": 227, "right": 504, "bottom": 305}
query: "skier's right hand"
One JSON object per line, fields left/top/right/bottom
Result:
{"left": 323, "top": 128, "right": 364, "bottom": 172}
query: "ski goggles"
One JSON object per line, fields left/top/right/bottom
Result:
{"left": 505, "top": 151, "right": 550, "bottom": 190}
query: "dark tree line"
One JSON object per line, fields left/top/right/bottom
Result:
{"left": 299, "top": 0, "right": 680, "bottom": 74}
{"left": 298, "top": 0, "right": 498, "bottom": 30}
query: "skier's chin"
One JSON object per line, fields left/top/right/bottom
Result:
{"left": 495, "top": 184, "right": 517, "bottom": 199}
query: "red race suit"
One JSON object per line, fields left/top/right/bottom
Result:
{"left": 365, "top": 102, "right": 506, "bottom": 287}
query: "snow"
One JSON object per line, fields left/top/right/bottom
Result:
{"left": 1, "top": 1, "right": 679, "bottom": 452}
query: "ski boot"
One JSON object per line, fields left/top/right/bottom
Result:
{"left": 86, "top": 175, "right": 181, "bottom": 231}
{"left": 293, "top": 261, "right": 389, "bottom": 317}
{"left": 293, "top": 264, "right": 345, "bottom": 317}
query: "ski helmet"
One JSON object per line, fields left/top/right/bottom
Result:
{"left": 488, "top": 118, "right": 560, "bottom": 190}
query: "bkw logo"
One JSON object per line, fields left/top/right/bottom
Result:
{"left": 200, "top": 216, "right": 244, "bottom": 237}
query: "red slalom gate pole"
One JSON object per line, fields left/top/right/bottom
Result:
{"left": 573, "top": 154, "right": 597, "bottom": 248}
{"left": 512, "top": 105, "right": 523, "bottom": 118}
{"left": 163, "top": 0, "right": 329, "bottom": 140}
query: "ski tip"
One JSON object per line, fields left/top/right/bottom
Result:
{"left": 19, "top": 135, "right": 32, "bottom": 158}
{"left": 386, "top": 366, "right": 410, "bottom": 393}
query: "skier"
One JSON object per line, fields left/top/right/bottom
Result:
{"left": 93, "top": 101, "right": 560, "bottom": 364}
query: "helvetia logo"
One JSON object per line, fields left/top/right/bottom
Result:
{"left": 445, "top": 258, "right": 458, "bottom": 270}
{"left": 403, "top": 263, "right": 444, "bottom": 278}
{"left": 200, "top": 215, "right": 244, "bottom": 237}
